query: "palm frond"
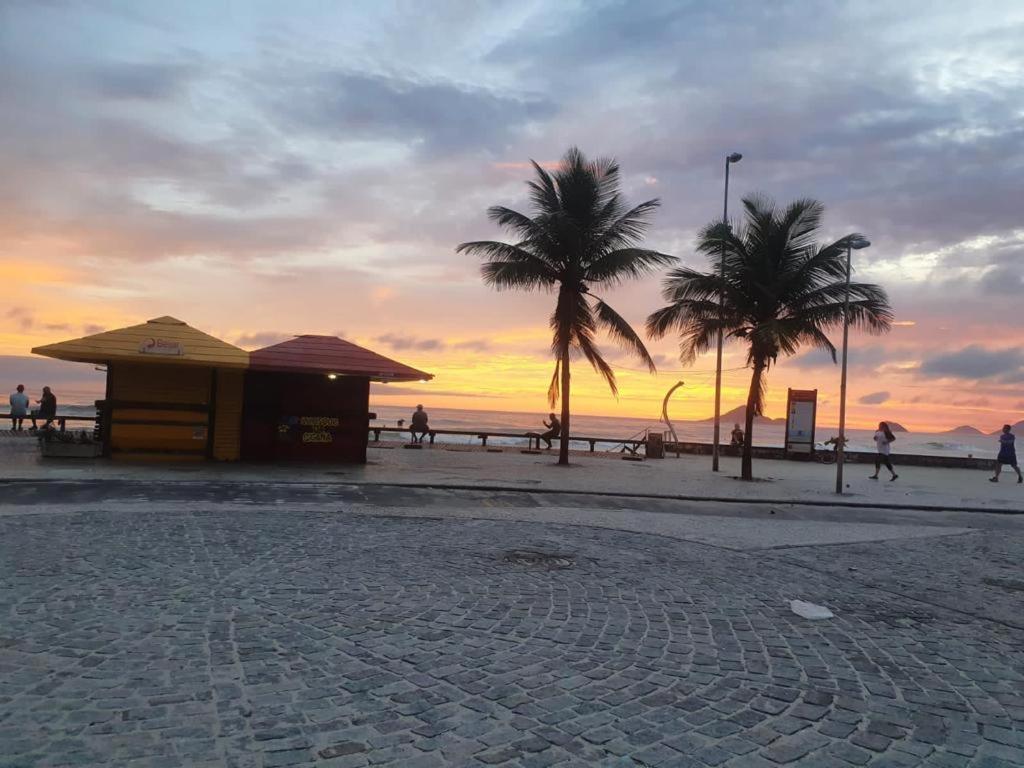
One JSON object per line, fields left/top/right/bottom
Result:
{"left": 593, "top": 199, "right": 662, "bottom": 252}
{"left": 575, "top": 331, "right": 618, "bottom": 397}
{"left": 586, "top": 248, "right": 676, "bottom": 286}
{"left": 526, "top": 160, "right": 561, "bottom": 215}
{"left": 481, "top": 259, "right": 559, "bottom": 291}
{"left": 547, "top": 359, "right": 560, "bottom": 408}
{"left": 591, "top": 297, "right": 656, "bottom": 372}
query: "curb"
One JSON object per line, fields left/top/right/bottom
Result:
{"left": 1, "top": 477, "right": 1021, "bottom": 515}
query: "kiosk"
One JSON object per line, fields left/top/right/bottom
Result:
{"left": 242, "top": 335, "right": 431, "bottom": 463}
{"left": 32, "top": 319, "right": 432, "bottom": 464}
{"left": 33, "top": 316, "right": 247, "bottom": 461}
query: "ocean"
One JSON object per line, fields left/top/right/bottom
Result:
{"left": 56, "top": 402, "right": 1003, "bottom": 460}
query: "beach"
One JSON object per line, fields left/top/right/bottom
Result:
{"left": 42, "top": 402, "right": 1010, "bottom": 460}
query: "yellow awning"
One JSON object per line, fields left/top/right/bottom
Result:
{"left": 32, "top": 316, "right": 249, "bottom": 368}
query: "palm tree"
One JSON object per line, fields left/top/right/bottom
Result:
{"left": 457, "top": 147, "right": 674, "bottom": 465}
{"left": 647, "top": 195, "right": 893, "bottom": 480}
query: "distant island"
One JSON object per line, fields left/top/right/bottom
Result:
{"left": 941, "top": 425, "right": 986, "bottom": 436}
{"left": 990, "top": 420, "right": 1024, "bottom": 436}
{"left": 692, "top": 406, "right": 786, "bottom": 425}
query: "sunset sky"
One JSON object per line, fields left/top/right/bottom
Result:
{"left": 2, "top": 1, "right": 1022, "bottom": 432}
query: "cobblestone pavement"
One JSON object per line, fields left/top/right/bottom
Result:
{"left": 2, "top": 506, "right": 1024, "bottom": 767}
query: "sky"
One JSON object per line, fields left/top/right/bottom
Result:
{"left": 1, "top": 0, "right": 1022, "bottom": 432}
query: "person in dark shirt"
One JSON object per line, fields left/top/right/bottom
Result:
{"left": 990, "top": 424, "right": 1022, "bottom": 483}
{"left": 31, "top": 386, "right": 57, "bottom": 430}
{"left": 540, "top": 413, "right": 561, "bottom": 449}
{"left": 410, "top": 404, "right": 429, "bottom": 443}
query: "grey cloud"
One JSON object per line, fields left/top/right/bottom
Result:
{"left": 83, "top": 324, "right": 106, "bottom": 335}
{"left": 979, "top": 265, "right": 1024, "bottom": 295}
{"left": 5, "top": 307, "right": 33, "bottom": 331}
{"left": 920, "top": 345, "right": 1024, "bottom": 381}
{"left": 375, "top": 334, "right": 446, "bottom": 352}
{"left": 0, "top": 354, "right": 106, "bottom": 391}
{"left": 858, "top": 391, "right": 891, "bottom": 405}
{"left": 370, "top": 385, "right": 487, "bottom": 399}
{"left": 91, "top": 62, "right": 195, "bottom": 100}
{"left": 952, "top": 397, "right": 991, "bottom": 407}
{"left": 279, "top": 72, "right": 556, "bottom": 153}
{"left": 452, "top": 339, "right": 492, "bottom": 352}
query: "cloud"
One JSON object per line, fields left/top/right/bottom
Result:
{"left": 0, "top": 355, "right": 106, "bottom": 401}
{"left": 859, "top": 391, "right": 891, "bottom": 405}
{"left": 277, "top": 71, "right": 556, "bottom": 153}
{"left": 452, "top": 339, "right": 492, "bottom": 352}
{"left": 83, "top": 324, "right": 106, "bottom": 335}
{"left": 90, "top": 61, "right": 196, "bottom": 101}
{"left": 920, "top": 345, "right": 1024, "bottom": 382}
{"left": 951, "top": 397, "right": 992, "bottom": 407}
{"left": 374, "top": 333, "right": 446, "bottom": 352}
{"left": 979, "top": 265, "right": 1024, "bottom": 295}
{"left": 370, "top": 384, "right": 488, "bottom": 399}
{"left": 234, "top": 331, "right": 294, "bottom": 350}
{"left": 5, "top": 307, "right": 34, "bottom": 330}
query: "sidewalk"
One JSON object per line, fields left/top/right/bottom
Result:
{"left": 1, "top": 438, "right": 1021, "bottom": 513}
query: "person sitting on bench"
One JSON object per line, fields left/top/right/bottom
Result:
{"left": 539, "top": 413, "right": 561, "bottom": 449}
{"left": 30, "top": 386, "right": 57, "bottom": 431}
{"left": 409, "top": 404, "right": 429, "bottom": 443}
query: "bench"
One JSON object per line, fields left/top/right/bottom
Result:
{"left": 367, "top": 426, "right": 648, "bottom": 454}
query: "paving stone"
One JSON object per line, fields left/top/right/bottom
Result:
{"left": 2, "top": 506, "right": 1024, "bottom": 768}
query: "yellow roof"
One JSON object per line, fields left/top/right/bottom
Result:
{"left": 32, "top": 316, "right": 249, "bottom": 368}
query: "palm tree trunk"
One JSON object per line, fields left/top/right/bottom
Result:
{"left": 558, "top": 341, "right": 571, "bottom": 466}
{"left": 741, "top": 359, "right": 765, "bottom": 481}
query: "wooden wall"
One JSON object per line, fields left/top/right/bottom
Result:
{"left": 241, "top": 371, "right": 370, "bottom": 463}
{"left": 107, "top": 363, "right": 212, "bottom": 459}
{"left": 212, "top": 369, "right": 244, "bottom": 461}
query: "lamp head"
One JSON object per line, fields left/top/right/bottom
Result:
{"left": 727, "top": 152, "right": 743, "bottom": 163}
{"left": 850, "top": 236, "right": 871, "bottom": 250}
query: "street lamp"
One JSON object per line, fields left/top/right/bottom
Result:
{"left": 835, "top": 236, "right": 871, "bottom": 494}
{"left": 712, "top": 151, "right": 743, "bottom": 472}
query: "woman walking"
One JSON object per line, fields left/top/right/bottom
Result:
{"left": 990, "top": 424, "right": 1022, "bottom": 483}
{"left": 869, "top": 421, "right": 898, "bottom": 481}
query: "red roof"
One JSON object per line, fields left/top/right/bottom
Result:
{"left": 248, "top": 335, "right": 432, "bottom": 382}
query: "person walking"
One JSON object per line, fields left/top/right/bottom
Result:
{"left": 30, "top": 386, "right": 57, "bottom": 431}
{"left": 869, "top": 421, "right": 898, "bottom": 481}
{"left": 9, "top": 384, "right": 29, "bottom": 431}
{"left": 990, "top": 424, "right": 1022, "bottom": 484}
{"left": 409, "top": 404, "right": 429, "bottom": 443}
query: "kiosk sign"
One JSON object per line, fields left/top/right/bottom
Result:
{"left": 278, "top": 416, "right": 340, "bottom": 445}
{"left": 785, "top": 389, "right": 817, "bottom": 456}
{"left": 139, "top": 338, "right": 184, "bottom": 356}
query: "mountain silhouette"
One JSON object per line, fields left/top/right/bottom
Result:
{"left": 941, "top": 425, "right": 985, "bottom": 435}
{"left": 990, "top": 420, "right": 1024, "bottom": 436}
{"left": 693, "top": 406, "right": 786, "bottom": 425}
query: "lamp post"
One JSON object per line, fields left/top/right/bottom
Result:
{"left": 712, "top": 152, "right": 743, "bottom": 472}
{"left": 835, "top": 236, "right": 871, "bottom": 494}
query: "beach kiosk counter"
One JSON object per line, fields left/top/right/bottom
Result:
{"left": 32, "top": 318, "right": 432, "bottom": 463}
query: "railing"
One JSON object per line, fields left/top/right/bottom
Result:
{"left": 369, "top": 426, "right": 648, "bottom": 453}
{"left": 1, "top": 413, "right": 95, "bottom": 433}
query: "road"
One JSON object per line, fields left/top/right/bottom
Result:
{"left": 1, "top": 481, "right": 1023, "bottom": 767}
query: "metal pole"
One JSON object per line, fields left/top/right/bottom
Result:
{"left": 835, "top": 242, "right": 853, "bottom": 494}
{"left": 712, "top": 157, "right": 730, "bottom": 471}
